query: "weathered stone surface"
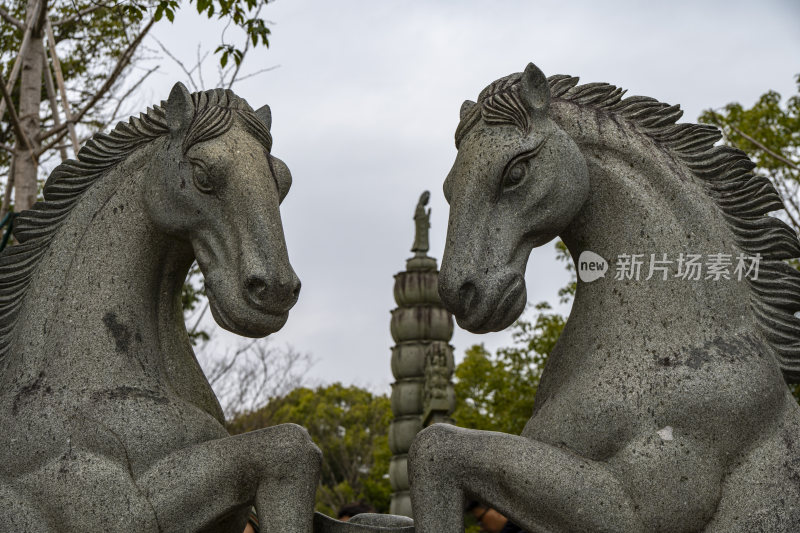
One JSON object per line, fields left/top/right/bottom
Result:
{"left": 388, "top": 415, "right": 423, "bottom": 454}
{"left": 314, "top": 512, "right": 414, "bottom": 532}
{"left": 408, "top": 62, "right": 800, "bottom": 532}
{"left": 0, "top": 83, "right": 411, "bottom": 533}
{"left": 390, "top": 307, "right": 453, "bottom": 342}
{"left": 349, "top": 514, "right": 414, "bottom": 528}
{"left": 391, "top": 379, "right": 425, "bottom": 416}
{"left": 393, "top": 271, "right": 440, "bottom": 306}
{"left": 389, "top": 455, "right": 409, "bottom": 491}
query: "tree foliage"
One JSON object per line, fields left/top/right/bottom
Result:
{"left": 0, "top": 0, "right": 275, "bottom": 217}
{"left": 699, "top": 76, "right": 800, "bottom": 233}
{"left": 228, "top": 384, "right": 393, "bottom": 517}
{"left": 700, "top": 76, "right": 800, "bottom": 402}
{"left": 453, "top": 302, "right": 565, "bottom": 435}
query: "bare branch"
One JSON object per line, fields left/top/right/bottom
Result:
{"left": 198, "top": 338, "right": 314, "bottom": 418}
{"left": 766, "top": 171, "right": 800, "bottom": 230}
{"left": 730, "top": 124, "right": 800, "bottom": 171}
{"left": 41, "top": 51, "right": 69, "bottom": 161}
{"left": 0, "top": 72, "right": 35, "bottom": 156}
{"left": 206, "top": 338, "right": 258, "bottom": 386}
{"left": 151, "top": 36, "right": 199, "bottom": 92}
{"left": 196, "top": 44, "right": 209, "bottom": 91}
{"left": 45, "top": 19, "right": 80, "bottom": 154}
{"left": 37, "top": 126, "right": 70, "bottom": 156}
{"left": 39, "top": 17, "right": 156, "bottom": 145}
{"left": 51, "top": 1, "right": 111, "bottom": 26}
{"left": 189, "top": 301, "right": 209, "bottom": 337}
{"left": 103, "top": 65, "right": 158, "bottom": 129}
{"left": 0, "top": 156, "right": 15, "bottom": 220}
{"left": 0, "top": 4, "right": 23, "bottom": 29}
{"left": 233, "top": 64, "right": 280, "bottom": 83}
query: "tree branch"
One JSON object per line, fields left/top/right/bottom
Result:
{"left": 45, "top": 19, "right": 80, "bottom": 154}
{"left": 42, "top": 50, "right": 69, "bottom": 161}
{"left": 107, "top": 64, "right": 158, "bottom": 123}
{"left": 730, "top": 124, "right": 800, "bottom": 171}
{"left": 0, "top": 72, "right": 35, "bottom": 156}
{"left": 39, "top": 17, "right": 155, "bottom": 144}
{"left": 233, "top": 64, "right": 280, "bottom": 83}
{"left": 152, "top": 35, "right": 199, "bottom": 92}
{"left": 37, "top": 125, "right": 70, "bottom": 156}
{"left": 51, "top": 1, "right": 111, "bottom": 26}
{"left": 0, "top": 4, "right": 24, "bottom": 29}
{"left": 0, "top": 156, "right": 15, "bottom": 220}
{"left": 766, "top": 171, "right": 800, "bottom": 230}
{"left": 0, "top": 0, "right": 43, "bottom": 121}
{"left": 196, "top": 44, "right": 208, "bottom": 90}
{"left": 225, "top": 0, "right": 265, "bottom": 89}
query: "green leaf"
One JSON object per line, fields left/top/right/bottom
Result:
{"left": 229, "top": 384, "right": 393, "bottom": 513}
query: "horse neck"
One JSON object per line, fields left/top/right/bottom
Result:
{"left": 11, "top": 141, "right": 224, "bottom": 422}
{"left": 552, "top": 102, "right": 755, "bottom": 344}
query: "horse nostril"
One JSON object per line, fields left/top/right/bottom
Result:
{"left": 291, "top": 279, "right": 301, "bottom": 301}
{"left": 245, "top": 276, "right": 269, "bottom": 305}
{"left": 458, "top": 281, "right": 477, "bottom": 315}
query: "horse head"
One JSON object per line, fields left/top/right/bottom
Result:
{"left": 143, "top": 83, "right": 300, "bottom": 338}
{"left": 439, "top": 63, "right": 589, "bottom": 333}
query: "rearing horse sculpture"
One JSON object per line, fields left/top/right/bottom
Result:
{"left": 409, "top": 63, "right": 800, "bottom": 532}
{"left": 0, "top": 84, "right": 321, "bottom": 532}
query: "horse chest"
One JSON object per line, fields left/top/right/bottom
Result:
{"left": 526, "top": 333, "right": 785, "bottom": 462}
{"left": 80, "top": 390, "right": 229, "bottom": 473}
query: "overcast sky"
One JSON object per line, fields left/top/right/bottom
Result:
{"left": 140, "top": 0, "right": 800, "bottom": 393}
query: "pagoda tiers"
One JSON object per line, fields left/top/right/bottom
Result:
{"left": 388, "top": 191, "right": 456, "bottom": 517}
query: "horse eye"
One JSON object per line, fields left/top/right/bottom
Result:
{"left": 192, "top": 164, "right": 214, "bottom": 194}
{"left": 503, "top": 160, "right": 528, "bottom": 189}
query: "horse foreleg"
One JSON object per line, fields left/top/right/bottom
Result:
{"left": 138, "top": 423, "right": 321, "bottom": 533}
{"left": 408, "top": 424, "right": 644, "bottom": 533}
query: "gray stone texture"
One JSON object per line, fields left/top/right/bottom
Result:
{"left": 0, "top": 83, "right": 410, "bottom": 533}
{"left": 408, "top": 63, "right": 800, "bottom": 532}
{"left": 314, "top": 512, "right": 413, "bottom": 532}
{"left": 388, "top": 192, "right": 455, "bottom": 517}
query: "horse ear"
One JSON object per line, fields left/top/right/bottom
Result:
{"left": 255, "top": 104, "right": 272, "bottom": 131}
{"left": 269, "top": 155, "right": 292, "bottom": 202}
{"left": 520, "top": 62, "right": 550, "bottom": 113}
{"left": 165, "top": 82, "right": 194, "bottom": 135}
{"left": 460, "top": 100, "right": 476, "bottom": 121}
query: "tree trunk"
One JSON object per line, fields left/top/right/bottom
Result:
{"left": 12, "top": 0, "right": 46, "bottom": 212}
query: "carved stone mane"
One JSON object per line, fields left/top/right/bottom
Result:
{"left": 0, "top": 89, "right": 273, "bottom": 370}
{"left": 457, "top": 72, "right": 800, "bottom": 383}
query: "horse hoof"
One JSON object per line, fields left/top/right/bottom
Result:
{"left": 313, "top": 511, "right": 414, "bottom": 532}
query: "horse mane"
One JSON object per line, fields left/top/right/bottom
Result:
{"left": 458, "top": 71, "right": 800, "bottom": 384}
{"left": 0, "top": 88, "right": 272, "bottom": 371}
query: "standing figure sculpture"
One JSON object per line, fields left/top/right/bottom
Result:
{"left": 411, "top": 191, "right": 431, "bottom": 256}
{"left": 0, "top": 83, "right": 336, "bottom": 533}
{"left": 409, "top": 63, "right": 800, "bottom": 532}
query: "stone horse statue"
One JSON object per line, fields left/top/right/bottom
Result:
{"left": 0, "top": 83, "right": 412, "bottom": 533}
{"left": 409, "top": 63, "right": 800, "bottom": 532}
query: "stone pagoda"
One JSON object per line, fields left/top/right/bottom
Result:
{"left": 388, "top": 191, "right": 456, "bottom": 517}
